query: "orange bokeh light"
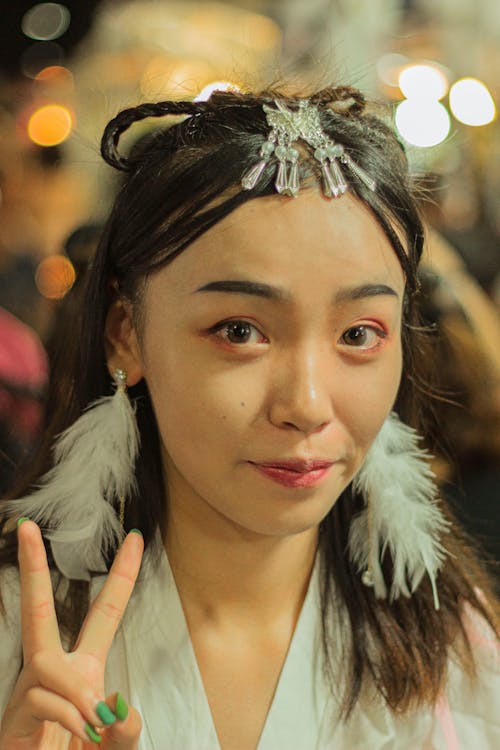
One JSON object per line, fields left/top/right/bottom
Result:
{"left": 35, "top": 65, "right": 74, "bottom": 91}
{"left": 27, "top": 104, "right": 74, "bottom": 146}
{"left": 35, "top": 255, "right": 76, "bottom": 299}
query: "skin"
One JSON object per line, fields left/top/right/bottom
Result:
{"left": 1, "top": 189, "right": 406, "bottom": 749}
{"left": 0, "top": 523, "right": 143, "bottom": 748}
{"left": 107, "top": 190, "right": 405, "bottom": 623}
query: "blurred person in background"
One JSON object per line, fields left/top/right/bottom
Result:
{"left": 44, "top": 223, "right": 103, "bottom": 416}
{"left": 419, "top": 226, "right": 500, "bottom": 594}
{"left": 0, "top": 306, "right": 47, "bottom": 496}
{"left": 0, "top": 221, "right": 101, "bottom": 501}
{"left": 422, "top": 274, "right": 500, "bottom": 590}
{"left": 0, "top": 85, "right": 499, "bottom": 749}
{"left": 0, "top": 139, "right": 100, "bottom": 496}
{"left": 0, "top": 165, "right": 44, "bottom": 338}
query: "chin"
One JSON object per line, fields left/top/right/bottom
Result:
{"left": 235, "top": 500, "right": 337, "bottom": 539}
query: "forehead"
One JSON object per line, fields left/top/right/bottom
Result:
{"left": 148, "top": 190, "right": 405, "bottom": 300}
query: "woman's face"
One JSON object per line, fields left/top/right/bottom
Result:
{"left": 133, "top": 191, "right": 405, "bottom": 538}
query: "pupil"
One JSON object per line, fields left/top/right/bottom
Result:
{"left": 228, "top": 322, "right": 250, "bottom": 342}
{"left": 347, "top": 326, "right": 365, "bottom": 341}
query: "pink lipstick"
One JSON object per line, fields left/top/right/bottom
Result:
{"left": 249, "top": 460, "right": 333, "bottom": 488}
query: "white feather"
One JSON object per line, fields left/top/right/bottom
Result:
{"left": 348, "top": 412, "right": 449, "bottom": 609}
{"left": 5, "top": 388, "right": 139, "bottom": 580}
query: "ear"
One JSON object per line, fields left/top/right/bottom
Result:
{"left": 104, "top": 299, "right": 144, "bottom": 386}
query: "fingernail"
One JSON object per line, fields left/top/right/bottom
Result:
{"left": 84, "top": 723, "right": 102, "bottom": 743}
{"left": 96, "top": 701, "right": 116, "bottom": 726}
{"left": 115, "top": 692, "right": 129, "bottom": 722}
{"left": 129, "top": 528, "right": 143, "bottom": 536}
{"left": 17, "top": 517, "right": 29, "bottom": 527}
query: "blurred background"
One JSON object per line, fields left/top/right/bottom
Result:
{"left": 0, "top": 1, "right": 499, "bottom": 582}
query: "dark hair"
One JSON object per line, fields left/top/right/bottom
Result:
{"left": 1, "top": 85, "right": 498, "bottom": 718}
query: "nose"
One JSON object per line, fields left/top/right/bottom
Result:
{"left": 268, "top": 344, "right": 334, "bottom": 435}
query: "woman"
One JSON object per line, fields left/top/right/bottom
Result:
{"left": 0, "top": 86, "right": 498, "bottom": 749}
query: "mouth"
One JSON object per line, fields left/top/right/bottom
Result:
{"left": 248, "top": 460, "right": 334, "bottom": 488}
{"left": 251, "top": 459, "right": 334, "bottom": 472}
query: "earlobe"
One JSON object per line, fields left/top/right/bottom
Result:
{"left": 104, "top": 299, "right": 144, "bottom": 386}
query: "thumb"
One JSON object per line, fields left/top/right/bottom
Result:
{"left": 101, "top": 692, "right": 142, "bottom": 750}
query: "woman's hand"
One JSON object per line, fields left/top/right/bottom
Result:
{"left": 0, "top": 520, "right": 144, "bottom": 749}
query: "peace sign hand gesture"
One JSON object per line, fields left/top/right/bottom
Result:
{"left": 0, "top": 520, "right": 144, "bottom": 749}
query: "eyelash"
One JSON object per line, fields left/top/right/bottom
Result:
{"left": 209, "top": 319, "right": 387, "bottom": 352}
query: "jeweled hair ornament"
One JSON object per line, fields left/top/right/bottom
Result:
{"left": 241, "top": 99, "right": 376, "bottom": 198}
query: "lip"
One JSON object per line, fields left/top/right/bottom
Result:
{"left": 251, "top": 459, "right": 334, "bottom": 472}
{"left": 249, "top": 460, "right": 334, "bottom": 488}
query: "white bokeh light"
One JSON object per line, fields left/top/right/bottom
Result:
{"left": 395, "top": 99, "right": 451, "bottom": 147}
{"left": 449, "top": 78, "right": 496, "bottom": 126}
{"left": 22, "top": 3, "right": 71, "bottom": 41}
{"left": 399, "top": 64, "right": 449, "bottom": 101}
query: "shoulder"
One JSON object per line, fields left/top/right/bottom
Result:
{"left": 332, "top": 596, "right": 500, "bottom": 748}
{"left": 459, "top": 594, "right": 500, "bottom": 675}
{"left": 440, "top": 600, "right": 500, "bottom": 746}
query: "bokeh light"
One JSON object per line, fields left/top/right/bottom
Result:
{"left": 395, "top": 99, "right": 451, "bottom": 147}
{"left": 21, "top": 41, "right": 64, "bottom": 78}
{"left": 241, "top": 13, "right": 280, "bottom": 50}
{"left": 35, "top": 64, "right": 74, "bottom": 91}
{"left": 399, "top": 64, "right": 449, "bottom": 101}
{"left": 140, "top": 57, "right": 212, "bottom": 99}
{"left": 449, "top": 78, "right": 496, "bottom": 126}
{"left": 27, "top": 104, "right": 74, "bottom": 146}
{"left": 35, "top": 255, "right": 76, "bottom": 299}
{"left": 195, "top": 81, "right": 241, "bottom": 102}
{"left": 22, "top": 3, "right": 71, "bottom": 41}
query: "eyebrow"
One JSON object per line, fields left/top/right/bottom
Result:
{"left": 194, "top": 279, "right": 399, "bottom": 303}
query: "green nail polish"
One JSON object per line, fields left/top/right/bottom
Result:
{"left": 84, "top": 723, "right": 102, "bottom": 743}
{"left": 96, "top": 701, "right": 116, "bottom": 725}
{"left": 129, "top": 528, "right": 143, "bottom": 536}
{"left": 115, "top": 692, "right": 129, "bottom": 721}
{"left": 17, "top": 517, "right": 29, "bottom": 527}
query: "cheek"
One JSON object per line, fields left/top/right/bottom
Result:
{"left": 338, "top": 339, "right": 403, "bottom": 462}
{"left": 142, "top": 324, "right": 403, "bottom": 482}
{"left": 142, "top": 339, "right": 261, "bottom": 460}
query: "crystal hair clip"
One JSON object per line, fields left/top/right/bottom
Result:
{"left": 241, "top": 99, "right": 376, "bottom": 198}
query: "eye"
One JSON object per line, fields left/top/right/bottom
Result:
{"left": 340, "top": 324, "right": 386, "bottom": 349}
{"left": 212, "top": 319, "right": 267, "bottom": 346}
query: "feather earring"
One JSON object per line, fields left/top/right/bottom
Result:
{"left": 348, "top": 412, "right": 449, "bottom": 610}
{"left": 5, "top": 369, "right": 139, "bottom": 580}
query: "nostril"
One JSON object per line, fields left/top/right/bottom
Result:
{"left": 281, "top": 419, "right": 329, "bottom": 435}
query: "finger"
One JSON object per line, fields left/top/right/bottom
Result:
{"left": 16, "top": 650, "right": 113, "bottom": 730}
{"left": 69, "top": 736, "right": 85, "bottom": 750}
{"left": 6, "top": 685, "right": 102, "bottom": 745}
{"left": 77, "top": 531, "right": 143, "bottom": 661}
{"left": 101, "top": 693, "right": 142, "bottom": 750}
{"left": 17, "top": 519, "right": 62, "bottom": 662}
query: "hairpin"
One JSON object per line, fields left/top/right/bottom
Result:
{"left": 242, "top": 99, "right": 376, "bottom": 198}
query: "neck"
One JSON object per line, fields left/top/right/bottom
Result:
{"left": 164, "top": 485, "right": 319, "bottom": 632}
